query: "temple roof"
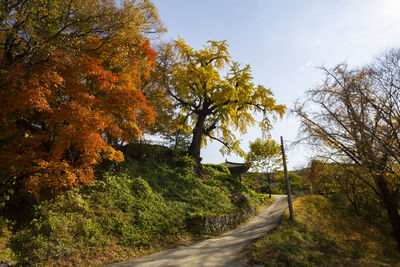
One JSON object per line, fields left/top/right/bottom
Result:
{"left": 221, "top": 160, "right": 247, "bottom": 168}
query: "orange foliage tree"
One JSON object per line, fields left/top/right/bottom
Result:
{"left": 0, "top": 0, "right": 163, "bottom": 201}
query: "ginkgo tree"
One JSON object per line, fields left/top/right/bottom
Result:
{"left": 166, "top": 39, "right": 285, "bottom": 165}
{"left": 294, "top": 49, "right": 400, "bottom": 250}
{"left": 247, "top": 138, "right": 282, "bottom": 198}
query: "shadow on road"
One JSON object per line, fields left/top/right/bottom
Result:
{"left": 104, "top": 195, "right": 289, "bottom": 267}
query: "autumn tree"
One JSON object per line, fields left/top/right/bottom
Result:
{"left": 305, "top": 159, "right": 339, "bottom": 195}
{"left": 275, "top": 171, "right": 306, "bottom": 195}
{"left": 305, "top": 159, "right": 380, "bottom": 218}
{"left": 140, "top": 42, "right": 178, "bottom": 139}
{"left": 294, "top": 49, "right": 400, "bottom": 250}
{"left": 247, "top": 138, "right": 282, "bottom": 198}
{"left": 0, "top": 0, "right": 164, "bottom": 201}
{"left": 165, "top": 39, "right": 285, "bottom": 165}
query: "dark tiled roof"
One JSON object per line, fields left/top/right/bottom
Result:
{"left": 221, "top": 160, "right": 247, "bottom": 168}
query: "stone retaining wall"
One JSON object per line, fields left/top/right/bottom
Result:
{"left": 187, "top": 208, "right": 257, "bottom": 234}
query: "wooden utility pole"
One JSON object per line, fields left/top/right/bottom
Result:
{"left": 280, "top": 136, "right": 295, "bottom": 223}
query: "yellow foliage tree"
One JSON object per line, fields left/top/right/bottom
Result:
{"left": 166, "top": 39, "right": 285, "bottom": 164}
{"left": 295, "top": 49, "right": 400, "bottom": 250}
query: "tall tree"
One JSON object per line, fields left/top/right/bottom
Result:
{"left": 140, "top": 42, "right": 177, "bottom": 138}
{"left": 294, "top": 49, "right": 400, "bottom": 250}
{"left": 166, "top": 39, "right": 285, "bottom": 165}
{"left": 305, "top": 159, "right": 380, "bottom": 217}
{"left": 0, "top": 0, "right": 164, "bottom": 200}
{"left": 247, "top": 138, "right": 282, "bottom": 198}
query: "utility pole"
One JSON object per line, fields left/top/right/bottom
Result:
{"left": 280, "top": 136, "right": 295, "bottom": 223}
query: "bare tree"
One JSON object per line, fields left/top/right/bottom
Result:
{"left": 294, "top": 49, "right": 400, "bottom": 250}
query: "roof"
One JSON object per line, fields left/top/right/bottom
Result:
{"left": 221, "top": 160, "right": 247, "bottom": 168}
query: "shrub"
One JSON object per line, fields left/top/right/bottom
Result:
{"left": 6, "top": 149, "right": 268, "bottom": 266}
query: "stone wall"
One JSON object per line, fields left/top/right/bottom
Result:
{"left": 187, "top": 208, "right": 257, "bottom": 234}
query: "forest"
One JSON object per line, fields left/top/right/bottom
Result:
{"left": 0, "top": 0, "right": 399, "bottom": 266}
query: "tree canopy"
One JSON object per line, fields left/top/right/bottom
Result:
{"left": 294, "top": 49, "right": 400, "bottom": 250}
{"left": 165, "top": 39, "right": 285, "bottom": 163}
{"left": 0, "top": 0, "right": 164, "bottom": 200}
{"left": 247, "top": 138, "right": 282, "bottom": 174}
{"left": 246, "top": 138, "right": 282, "bottom": 197}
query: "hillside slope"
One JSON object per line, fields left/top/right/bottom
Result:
{"left": 0, "top": 144, "right": 268, "bottom": 266}
{"left": 247, "top": 195, "right": 400, "bottom": 266}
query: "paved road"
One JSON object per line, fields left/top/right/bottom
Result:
{"left": 104, "top": 195, "right": 289, "bottom": 267}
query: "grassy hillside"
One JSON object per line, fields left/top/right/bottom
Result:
{"left": 247, "top": 195, "right": 400, "bottom": 266}
{"left": 0, "top": 144, "right": 268, "bottom": 266}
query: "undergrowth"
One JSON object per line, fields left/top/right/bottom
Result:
{"left": 1, "top": 145, "right": 267, "bottom": 266}
{"left": 247, "top": 195, "right": 400, "bottom": 266}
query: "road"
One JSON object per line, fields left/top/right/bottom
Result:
{"left": 104, "top": 195, "right": 289, "bottom": 267}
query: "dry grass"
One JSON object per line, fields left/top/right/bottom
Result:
{"left": 247, "top": 195, "right": 400, "bottom": 266}
{"left": 0, "top": 222, "right": 15, "bottom": 262}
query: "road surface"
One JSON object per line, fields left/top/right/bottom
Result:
{"left": 104, "top": 195, "right": 289, "bottom": 267}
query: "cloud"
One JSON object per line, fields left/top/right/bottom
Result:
{"left": 298, "top": 61, "right": 312, "bottom": 71}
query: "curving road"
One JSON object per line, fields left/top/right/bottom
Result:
{"left": 104, "top": 195, "right": 289, "bottom": 267}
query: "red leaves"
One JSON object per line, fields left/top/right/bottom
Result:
{"left": 0, "top": 38, "right": 156, "bottom": 200}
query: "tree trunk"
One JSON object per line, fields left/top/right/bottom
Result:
{"left": 267, "top": 172, "right": 272, "bottom": 198}
{"left": 374, "top": 174, "right": 400, "bottom": 251}
{"left": 187, "top": 113, "right": 206, "bottom": 172}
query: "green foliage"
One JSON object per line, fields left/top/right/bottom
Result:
{"left": 5, "top": 148, "right": 267, "bottom": 265}
{"left": 242, "top": 171, "right": 307, "bottom": 195}
{"left": 247, "top": 196, "right": 400, "bottom": 266}
{"left": 274, "top": 171, "right": 308, "bottom": 194}
{"left": 247, "top": 138, "right": 282, "bottom": 173}
{"left": 246, "top": 138, "right": 283, "bottom": 196}
{"left": 11, "top": 173, "right": 183, "bottom": 265}
{"left": 202, "top": 164, "right": 231, "bottom": 175}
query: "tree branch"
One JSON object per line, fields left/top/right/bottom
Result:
{"left": 206, "top": 133, "right": 231, "bottom": 149}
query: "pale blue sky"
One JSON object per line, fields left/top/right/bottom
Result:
{"left": 151, "top": 0, "right": 400, "bottom": 169}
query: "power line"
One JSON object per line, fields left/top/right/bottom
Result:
{"left": 282, "top": 140, "right": 321, "bottom": 148}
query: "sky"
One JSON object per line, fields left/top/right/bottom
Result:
{"left": 150, "top": 0, "right": 400, "bottom": 170}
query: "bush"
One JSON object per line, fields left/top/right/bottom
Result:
{"left": 202, "top": 164, "right": 231, "bottom": 175}
{"left": 5, "top": 148, "right": 268, "bottom": 266}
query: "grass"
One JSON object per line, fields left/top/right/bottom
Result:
{"left": 247, "top": 195, "right": 400, "bottom": 266}
{"left": 0, "top": 218, "right": 15, "bottom": 263}
{"left": 1, "top": 145, "right": 269, "bottom": 266}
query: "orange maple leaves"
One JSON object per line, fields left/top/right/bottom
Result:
{"left": 0, "top": 38, "right": 156, "bottom": 199}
